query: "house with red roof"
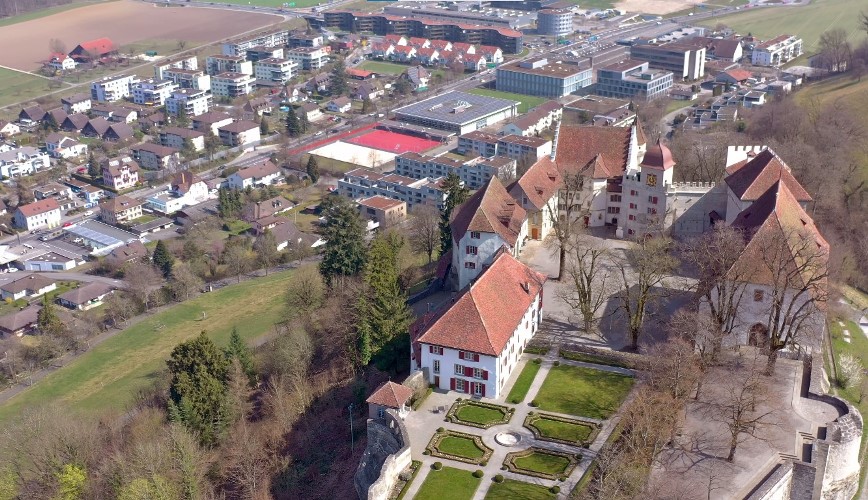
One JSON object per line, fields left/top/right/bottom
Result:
{"left": 722, "top": 146, "right": 811, "bottom": 224}
{"left": 407, "top": 37, "right": 430, "bottom": 49}
{"left": 383, "top": 34, "right": 407, "bottom": 46}
{"left": 69, "top": 38, "right": 117, "bottom": 62}
{"left": 411, "top": 251, "right": 546, "bottom": 398}
{"left": 477, "top": 45, "right": 503, "bottom": 64}
{"left": 46, "top": 53, "right": 76, "bottom": 71}
{"left": 463, "top": 53, "right": 487, "bottom": 71}
{"left": 390, "top": 45, "right": 416, "bottom": 63}
{"left": 715, "top": 68, "right": 754, "bottom": 86}
{"left": 429, "top": 40, "right": 452, "bottom": 52}
{"left": 413, "top": 47, "right": 440, "bottom": 66}
{"left": 508, "top": 156, "right": 561, "bottom": 241}
{"left": 13, "top": 198, "right": 61, "bottom": 230}
{"left": 451, "top": 42, "right": 475, "bottom": 55}
{"left": 449, "top": 176, "right": 527, "bottom": 290}
{"left": 366, "top": 381, "right": 414, "bottom": 419}
{"left": 370, "top": 42, "right": 394, "bottom": 59}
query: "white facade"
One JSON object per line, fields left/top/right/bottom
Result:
{"left": 0, "top": 147, "right": 50, "bottom": 178}
{"left": 91, "top": 75, "right": 138, "bottom": 102}
{"left": 206, "top": 56, "right": 253, "bottom": 76}
{"left": 751, "top": 35, "right": 802, "bottom": 67}
{"left": 131, "top": 79, "right": 178, "bottom": 106}
{"left": 287, "top": 47, "right": 330, "bottom": 71}
{"left": 253, "top": 58, "right": 298, "bottom": 84}
{"left": 46, "top": 137, "right": 87, "bottom": 159}
{"left": 61, "top": 97, "right": 91, "bottom": 114}
{"left": 14, "top": 204, "right": 61, "bottom": 231}
{"left": 226, "top": 170, "right": 280, "bottom": 190}
{"left": 165, "top": 89, "right": 211, "bottom": 116}
{"left": 154, "top": 55, "right": 198, "bottom": 79}
{"left": 451, "top": 226, "right": 526, "bottom": 291}
{"left": 211, "top": 73, "right": 255, "bottom": 98}
{"left": 162, "top": 69, "right": 211, "bottom": 92}
{"left": 617, "top": 162, "right": 674, "bottom": 238}
{"left": 146, "top": 180, "right": 208, "bottom": 214}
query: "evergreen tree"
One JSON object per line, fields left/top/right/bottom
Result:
{"left": 259, "top": 117, "right": 270, "bottom": 135}
{"left": 329, "top": 58, "right": 349, "bottom": 96}
{"left": 285, "top": 106, "right": 301, "bottom": 138}
{"left": 181, "top": 138, "right": 196, "bottom": 159}
{"left": 166, "top": 332, "right": 230, "bottom": 446}
{"left": 438, "top": 172, "right": 470, "bottom": 257}
{"left": 356, "top": 233, "right": 413, "bottom": 372}
{"left": 217, "top": 187, "right": 242, "bottom": 219}
{"left": 175, "top": 107, "right": 190, "bottom": 127}
{"left": 299, "top": 111, "right": 310, "bottom": 134}
{"left": 224, "top": 327, "right": 256, "bottom": 386}
{"left": 87, "top": 151, "right": 99, "bottom": 178}
{"left": 152, "top": 240, "right": 174, "bottom": 278}
{"left": 306, "top": 155, "right": 320, "bottom": 184}
{"left": 361, "top": 97, "right": 375, "bottom": 114}
{"left": 37, "top": 294, "right": 63, "bottom": 336}
{"left": 319, "top": 197, "right": 366, "bottom": 288}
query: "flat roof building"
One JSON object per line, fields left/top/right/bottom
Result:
{"left": 496, "top": 57, "right": 592, "bottom": 98}
{"left": 537, "top": 8, "right": 572, "bottom": 37}
{"left": 629, "top": 40, "right": 706, "bottom": 80}
{"left": 393, "top": 91, "right": 518, "bottom": 135}
{"left": 595, "top": 60, "right": 673, "bottom": 101}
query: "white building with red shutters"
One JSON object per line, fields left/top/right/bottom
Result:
{"left": 411, "top": 251, "right": 546, "bottom": 399}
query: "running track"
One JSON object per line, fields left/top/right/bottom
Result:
{"left": 286, "top": 122, "right": 378, "bottom": 156}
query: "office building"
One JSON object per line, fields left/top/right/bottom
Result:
{"left": 537, "top": 9, "right": 572, "bottom": 37}
{"left": 393, "top": 91, "right": 518, "bottom": 135}
{"left": 595, "top": 60, "right": 673, "bottom": 101}
{"left": 496, "top": 57, "right": 592, "bottom": 97}
{"left": 629, "top": 40, "right": 706, "bottom": 80}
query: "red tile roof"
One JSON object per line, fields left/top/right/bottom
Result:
{"left": 415, "top": 252, "right": 546, "bottom": 356}
{"left": 724, "top": 148, "right": 811, "bottom": 202}
{"left": 723, "top": 69, "right": 753, "bottom": 82}
{"left": 366, "top": 381, "right": 413, "bottom": 408}
{"left": 508, "top": 156, "right": 561, "bottom": 211}
{"left": 72, "top": 38, "right": 115, "bottom": 56}
{"left": 552, "top": 125, "right": 632, "bottom": 179}
{"left": 359, "top": 195, "right": 404, "bottom": 211}
{"left": 640, "top": 139, "right": 675, "bottom": 170}
{"left": 450, "top": 177, "right": 526, "bottom": 246}
{"left": 17, "top": 198, "right": 59, "bottom": 217}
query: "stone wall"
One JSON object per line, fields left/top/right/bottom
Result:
{"left": 402, "top": 370, "right": 428, "bottom": 404}
{"left": 746, "top": 462, "right": 794, "bottom": 500}
{"left": 813, "top": 398, "right": 862, "bottom": 500}
{"left": 353, "top": 409, "right": 411, "bottom": 500}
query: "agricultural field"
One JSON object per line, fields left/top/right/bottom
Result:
{"left": 467, "top": 88, "right": 546, "bottom": 114}
{"left": 0, "top": 67, "right": 60, "bottom": 107}
{"left": 0, "top": 0, "right": 104, "bottom": 28}
{"left": 0, "top": 0, "right": 281, "bottom": 72}
{"left": 698, "top": 0, "right": 865, "bottom": 56}
{"left": 0, "top": 267, "right": 303, "bottom": 424}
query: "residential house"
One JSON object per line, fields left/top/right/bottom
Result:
{"left": 384, "top": 34, "right": 407, "bottom": 46}
{"left": 508, "top": 156, "right": 560, "bottom": 241}
{"left": 47, "top": 108, "right": 67, "bottom": 128}
{"left": 13, "top": 198, "right": 61, "bottom": 230}
{"left": 411, "top": 251, "right": 545, "bottom": 398}
{"left": 350, "top": 81, "right": 384, "bottom": 101}
{"left": 242, "top": 195, "right": 293, "bottom": 223}
{"left": 81, "top": 117, "right": 108, "bottom": 138}
{"left": 693, "top": 37, "right": 743, "bottom": 62}
{"left": 357, "top": 196, "right": 406, "bottom": 228}
{"left": 430, "top": 40, "right": 453, "bottom": 52}
{"left": 0, "top": 147, "right": 51, "bottom": 178}
{"left": 0, "top": 306, "right": 40, "bottom": 337}
{"left": 103, "top": 122, "right": 134, "bottom": 142}
{"left": 45, "top": 133, "right": 86, "bottom": 160}
{"left": 401, "top": 66, "right": 430, "bottom": 91}
{"left": 241, "top": 98, "right": 273, "bottom": 120}
{"left": 192, "top": 111, "right": 234, "bottom": 136}
{"left": 299, "top": 102, "right": 324, "bottom": 122}
{"left": 477, "top": 45, "right": 503, "bottom": 64}
{"left": 391, "top": 45, "right": 417, "bottom": 63}
{"left": 407, "top": 37, "right": 430, "bottom": 49}
{"left": 0, "top": 121, "right": 20, "bottom": 137}
{"left": 217, "top": 120, "right": 261, "bottom": 147}
{"left": 101, "top": 156, "right": 140, "bottom": 190}
{"left": 463, "top": 54, "right": 487, "bottom": 71}
{"left": 47, "top": 53, "right": 76, "bottom": 71}
{"left": 33, "top": 182, "right": 72, "bottom": 202}
{"left": 146, "top": 171, "right": 209, "bottom": 214}
{"left": 105, "top": 240, "right": 148, "bottom": 268}
{"left": 414, "top": 47, "right": 440, "bottom": 66}
{"left": 0, "top": 275, "right": 57, "bottom": 301}
{"left": 498, "top": 101, "right": 562, "bottom": 137}
{"left": 371, "top": 42, "right": 395, "bottom": 59}
{"left": 226, "top": 161, "right": 281, "bottom": 190}
{"left": 19, "top": 106, "right": 47, "bottom": 124}
{"left": 131, "top": 143, "right": 181, "bottom": 170}
{"left": 61, "top": 113, "right": 89, "bottom": 133}
{"left": 90, "top": 104, "right": 136, "bottom": 123}
{"left": 81, "top": 185, "right": 105, "bottom": 206}
{"left": 306, "top": 72, "right": 331, "bottom": 94}
{"left": 57, "top": 282, "right": 115, "bottom": 311}
{"left": 100, "top": 195, "right": 144, "bottom": 225}
{"left": 61, "top": 94, "right": 91, "bottom": 114}
{"left": 160, "top": 127, "right": 206, "bottom": 152}
{"left": 451, "top": 42, "right": 476, "bottom": 55}
{"left": 326, "top": 97, "right": 352, "bottom": 113}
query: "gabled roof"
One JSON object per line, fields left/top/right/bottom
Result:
{"left": 552, "top": 125, "right": 632, "bottom": 179}
{"left": 100, "top": 194, "right": 143, "bottom": 213}
{"left": 192, "top": 111, "right": 232, "bottom": 124}
{"left": 508, "top": 156, "right": 561, "bottom": 211}
{"left": 234, "top": 160, "right": 279, "bottom": 180}
{"left": 106, "top": 122, "right": 134, "bottom": 140}
{"left": 366, "top": 381, "right": 413, "bottom": 408}
{"left": 72, "top": 38, "right": 115, "bottom": 55}
{"left": 218, "top": 120, "right": 258, "bottom": 133}
{"left": 172, "top": 171, "right": 204, "bottom": 194}
{"left": 58, "top": 282, "right": 114, "bottom": 306}
{"left": 724, "top": 148, "right": 811, "bottom": 202}
{"left": 17, "top": 198, "right": 59, "bottom": 217}
{"left": 0, "top": 305, "right": 39, "bottom": 334}
{"left": 722, "top": 69, "right": 753, "bottom": 82}
{"left": 415, "top": 252, "right": 546, "bottom": 356}
{"left": 107, "top": 240, "right": 147, "bottom": 263}
{"left": 84, "top": 117, "right": 111, "bottom": 136}
{"left": 162, "top": 127, "right": 205, "bottom": 139}
{"left": 62, "top": 113, "right": 89, "bottom": 130}
{"left": 450, "top": 176, "right": 526, "bottom": 246}
{"left": 20, "top": 106, "right": 47, "bottom": 122}
{"left": 132, "top": 142, "right": 178, "bottom": 157}
{"left": 0, "top": 274, "right": 55, "bottom": 294}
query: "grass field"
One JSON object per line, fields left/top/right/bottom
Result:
{"left": 512, "top": 450, "right": 571, "bottom": 475}
{"left": 0, "top": 68, "right": 59, "bottom": 108}
{"left": 0, "top": 0, "right": 105, "bottom": 28}
{"left": 467, "top": 88, "right": 546, "bottom": 114}
{"left": 699, "top": 0, "right": 865, "bottom": 56}
{"left": 0, "top": 267, "right": 304, "bottom": 423}
{"left": 438, "top": 435, "right": 486, "bottom": 460}
{"left": 506, "top": 360, "right": 541, "bottom": 404}
{"left": 794, "top": 76, "right": 868, "bottom": 123}
{"left": 358, "top": 60, "right": 409, "bottom": 75}
{"left": 484, "top": 479, "right": 554, "bottom": 499}
{"left": 528, "top": 414, "right": 596, "bottom": 444}
{"left": 414, "top": 467, "right": 481, "bottom": 500}
{"left": 534, "top": 365, "right": 634, "bottom": 419}
{"left": 453, "top": 402, "right": 509, "bottom": 426}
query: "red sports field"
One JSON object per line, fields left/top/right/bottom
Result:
{"left": 345, "top": 130, "right": 440, "bottom": 154}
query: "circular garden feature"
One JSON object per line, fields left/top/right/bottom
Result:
{"left": 503, "top": 447, "right": 580, "bottom": 480}
{"left": 426, "top": 429, "right": 494, "bottom": 465}
{"left": 446, "top": 399, "right": 514, "bottom": 428}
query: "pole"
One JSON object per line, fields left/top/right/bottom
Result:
{"left": 348, "top": 403, "right": 355, "bottom": 450}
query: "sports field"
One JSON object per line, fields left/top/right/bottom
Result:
{"left": 358, "top": 60, "right": 410, "bottom": 76}
{"left": 0, "top": 267, "right": 303, "bottom": 423}
{"left": 310, "top": 141, "right": 397, "bottom": 169}
{"left": 346, "top": 130, "right": 440, "bottom": 153}
{"left": 0, "top": 68, "right": 59, "bottom": 107}
{"left": 699, "top": 0, "right": 865, "bottom": 56}
{"left": 467, "top": 88, "right": 545, "bottom": 114}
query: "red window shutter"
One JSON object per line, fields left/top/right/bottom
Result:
{"left": 474, "top": 353, "right": 480, "bottom": 362}
{"left": 464, "top": 366, "right": 472, "bottom": 377}
{"left": 482, "top": 370, "right": 488, "bottom": 380}
{"left": 429, "top": 345, "right": 433, "bottom": 353}
{"left": 450, "top": 378, "right": 455, "bottom": 390}
{"left": 458, "top": 351, "right": 464, "bottom": 360}
{"left": 481, "top": 383, "right": 486, "bottom": 397}
{"left": 465, "top": 382, "right": 471, "bottom": 394}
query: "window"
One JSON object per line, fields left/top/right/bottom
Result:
{"left": 454, "top": 364, "right": 465, "bottom": 375}
{"left": 430, "top": 345, "right": 443, "bottom": 355}
{"left": 647, "top": 207, "right": 657, "bottom": 215}
{"left": 434, "top": 359, "right": 440, "bottom": 374}
{"left": 754, "top": 289, "right": 764, "bottom": 302}
{"left": 473, "top": 382, "right": 483, "bottom": 396}
{"left": 610, "top": 194, "right": 621, "bottom": 202}
{"left": 628, "top": 214, "right": 635, "bottom": 221}
{"left": 648, "top": 196, "right": 658, "bottom": 204}
{"left": 607, "top": 207, "right": 620, "bottom": 214}
{"left": 473, "top": 367, "right": 483, "bottom": 379}
{"left": 466, "top": 245, "right": 478, "bottom": 255}
{"left": 455, "top": 379, "right": 466, "bottom": 392}
{"left": 464, "top": 262, "right": 476, "bottom": 269}
{"left": 630, "top": 190, "right": 638, "bottom": 196}
{"left": 470, "top": 231, "right": 480, "bottom": 239}
{"left": 629, "top": 203, "right": 636, "bottom": 209}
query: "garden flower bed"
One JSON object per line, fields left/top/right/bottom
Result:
{"left": 446, "top": 399, "right": 513, "bottom": 428}
{"left": 426, "top": 429, "right": 493, "bottom": 465}
{"left": 503, "top": 447, "right": 580, "bottom": 480}
{"left": 524, "top": 412, "right": 601, "bottom": 447}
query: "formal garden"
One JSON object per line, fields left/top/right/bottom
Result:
{"left": 506, "top": 358, "right": 542, "bottom": 404}
{"left": 426, "top": 429, "right": 493, "bottom": 465}
{"left": 413, "top": 465, "right": 482, "bottom": 500}
{"left": 532, "top": 364, "right": 634, "bottom": 420}
{"left": 446, "top": 399, "right": 514, "bottom": 428}
{"left": 485, "top": 478, "right": 557, "bottom": 499}
{"left": 525, "top": 412, "right": 601, "bottom": 446}
{"left": 503, "top": 447, "right": 581, "bottom": 481}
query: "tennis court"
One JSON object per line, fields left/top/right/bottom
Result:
{"left": 345, "top": 129, "right": 440, "bottom": 154}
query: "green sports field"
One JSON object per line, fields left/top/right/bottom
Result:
{"left": 0, "top": 267, "right": 303, "bottom": 424}
{"left": 699, "top": 0, "right": 865, "bottom": 56}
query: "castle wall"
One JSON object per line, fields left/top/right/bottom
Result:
{"left": 667, "top": 182, "right": 726, "bottom": 237}
{"left": 354, "top": 409, "right": 412, "bottom": 500}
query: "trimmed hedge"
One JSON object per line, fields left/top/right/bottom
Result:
{"left": 524, "top": 412, "right": 602, "bottom": 447}
{"left": 502, "top": 448, "right": 580, "bottom": 481}
{"left": 432, "top": 462, "right": 443, "bottom": 470}
{"left": 493, "top": 474, "right": 504, "bottom": 483}
{"left": 473, "top": 470, "right": 484, "bottom": 478}
{"left": 446, "top": 399, "right": 514, "bottom": 429}
{"left": 425, "top": 429, "right": 494, "bottom": 465}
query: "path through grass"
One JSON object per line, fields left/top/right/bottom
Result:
{"left": 0, "top": 267, "right": 303, "bottom": 423}
{"left": 414, "top": 466, "right": 481, "bottom": 500}
{"left": 534, "top": 365, "right": 633, "bottom": 419}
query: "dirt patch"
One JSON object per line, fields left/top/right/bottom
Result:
{"left": 616, "top": 0, "right": 694, "bottom": 15}
{"left": 0, "top": 0, "right": 282, "bottom": 70}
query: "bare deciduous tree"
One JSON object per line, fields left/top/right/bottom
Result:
{"left": 817, "top": 29, "right": 852, "bottom": 73}
{"left": 546, "top": 169, "right": 587, "bottom": 280}
{"left": 170, "top": 262, "right": 204, "bottom": 302}
{"left": 645, "top": 337, "right": 701, "bottom": 402}
{"left": 223, "top": 245, "right": 252, "bottom": 283}
{"left": 408, "top": 205, "right": 439, "bottom": 264}
{"left": 668, "top": 308, "right": 725, "bottom": 399}
{"left": 124, "top": 261, "right": 163, "bottom": 311}
{"left": 558, "top": 235, "right": 612, "bottom": 333}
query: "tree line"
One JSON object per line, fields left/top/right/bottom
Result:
{"left": 0, "top": 0, "right": 71, "bottom": 18}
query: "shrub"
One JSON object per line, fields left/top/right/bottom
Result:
{"left": 480, "top": 460, "right": 487, "bottom": 466}
{"left": 423, "top": 451, "right": 430, "bottom": 455}
{"left": 473, "top": 470, "right": 483, "bottom": 478}
{"left": 529, "top": 400, "right": 539, "bottom": 407}
{"left": 553, "top": 360, "right": 560, "bottom": 367}
{"left": 437, "top": 427, "right": 445, "bottom": 432}
{"left": 559, "top": 476, "right": 566, "bottom": 482}
{"left": 501, "top": 466, "right": 508, "bottom": 471}
{"left": 432, "top": 462, "right": 443, "bottom": 471}
{"left": 511, "top": 397, "right": 520, "bottom": 404}
{"left": 838, "top": 353, "right": 863, "bottom": 388}
{"left": 550, "top": 486, "right": 560, "bottom": 494}
{"left": 533, "top": 358, "right": 542, "bottom": 365}
{"left": 494, "top": 474, "right": 504, "bottom": 483}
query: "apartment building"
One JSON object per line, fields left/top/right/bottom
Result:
{"left": 159, "top": 127, "right": 205, "bottom": 151}
{"left": 457, "top": 131, "right": 499, "bottom": 157}
{"left": 101, "top": 156, "right": 140, "bottom": 191}
{"left": 222, "top": 29, "right": 290, "bottom": 57}
{"left": 153, "top": 55, "right": 198, "bottom": 79}
{"left": 395, "top": 152, "right": 515, "bottom": 190}
{"left": 165, "top": 88, "right": 211, "bottom": 117}
{"left": 338, "top": 168, "right": 448, "bottom": 209}
{"left": 217, "top": 120, "right": 261, "bottom": 146}
{"left": 751, "top": 35, "right": 802, "bottom": 67}
{"left": 286, "top": 47, "right": 330, "bottom": 71}
{"left": 99, "top": 195, "right": 144, "bottom": 225}
{"left": 253, "top": 58, "right": 299, "bottom": 84}
{"left": 288, "top": 32, "right": 323, "bottom": 49}
{"left": 496, "top": 134, "right": 552, "bottom": 160}
{"left": 13, "top": 199, "right": 61, "bottom": 230}
{"left": 595, "top": 60, "right": 673, "bottom": 101}
{"left": 629, "top": 40, "right": 706, "bottom": 80}
{"left": 495, "top": 57, "right": 593, "bottom": 97}
{"left": 206, "top": 55, "right": 253, "bottom": 76}
{"left": 90, "top": 75, "right": 138, "bottom": 102}
{"left": 211, "top": 72, "right": 256, "bottom": 98}
{"left": 0, "top": 147, "right": 50, "bottom": 178}
{"left": 161, "top": 68, "right": 211, "bottom": 92}
{"left": 245, "top": 46, "right": 285, "bottom": 62}
{"left": 131, "top": 79, "right": 178, "bottom": 106}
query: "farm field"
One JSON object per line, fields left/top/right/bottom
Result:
{"left": 698, "top": 0, "right": 865, "bottom": 55}
{"left": 467, "top": 88, "right": 546, "bottom": 114}
{"left": 0, "top": 67, "right": 59, "bottom": 107}
{"left": 0, "top": 0, "right": 281, "bottom": 71}
{"left": 0, "top": 266, "right": 303, "bottom": 424}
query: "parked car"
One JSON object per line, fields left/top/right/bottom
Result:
{"left": 63, "top": 222, "right": 72, "bottom": 227}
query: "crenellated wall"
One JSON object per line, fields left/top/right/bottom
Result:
{"left": 353, "top": 409, "right": 411, "bottom": 500}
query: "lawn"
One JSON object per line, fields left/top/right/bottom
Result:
{"left": 698, "top": 0, "right": 865, "bottom": 56}
{"left": 358, "top": 60, "right": 410, "bottom": 76}
{"left": 534, "top": 365, "right": 633, "bottom": 419}
{"left": 527, "top": 414, "right": 596, "bottom": 445}
{"left": 513, "top": 450, "right": 571, "bottom": 475}
{"left": 506, "top": 360, "right": 541, "bottom": 404}
{"left": 414, "top": 466, "right": 481, "bottom": 500}
{"left": 451, "top": 400, "right": 511, "bottom": 427}
{"left": 794, "top": 76, "right": 868, "bottom": 129}
{"left": 467, "top": 88, "right": 546, "bottom": 114}
{"left": 559, "top": 349, "right": 631, "bottom": 369}
{"left": 0, "top": 67, "right": 61, "bottom": 108}
{"left": 484, "top": 479, "right": 554, "bottom": 500}
{"left": 438, "top": 435, "right": 486, "bottom": 460}
{"left": 0, "top": 266, "right": 305, "bottom": 423}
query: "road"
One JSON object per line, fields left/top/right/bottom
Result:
{"left": 0, "top": 271, "right": 126, "bottom": 288}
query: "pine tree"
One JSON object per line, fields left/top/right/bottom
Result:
{"left": 329, "top": 58, "right": 349, "bottom": 96}
{"left": 37, "top": 294, "right": 63, "bottom": 336}
{"left": 87, "top": 151, "right": 99, "bottom": 178}
{"left": 299, "top": 111, "right": 310, "bottom": 134}
{"left": 175, "top": 107, "right": 190, "bottom": 127}
{"left": 319, "top": 197, "right": 366, "bottom": 288}
{"left": 285, "top": 106, "right": 301, "bottom": 138}
{"left": 438, "top": 172, "right": 470, "bottom": 257}
{"left": 306, "top": 155, "right": 320, "bottom": 184}
{"left": 224, "top": 327, "right": 256, "bottom": 386}
{"left": 152, "top": 240, "right": 174, "bottom": 278}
